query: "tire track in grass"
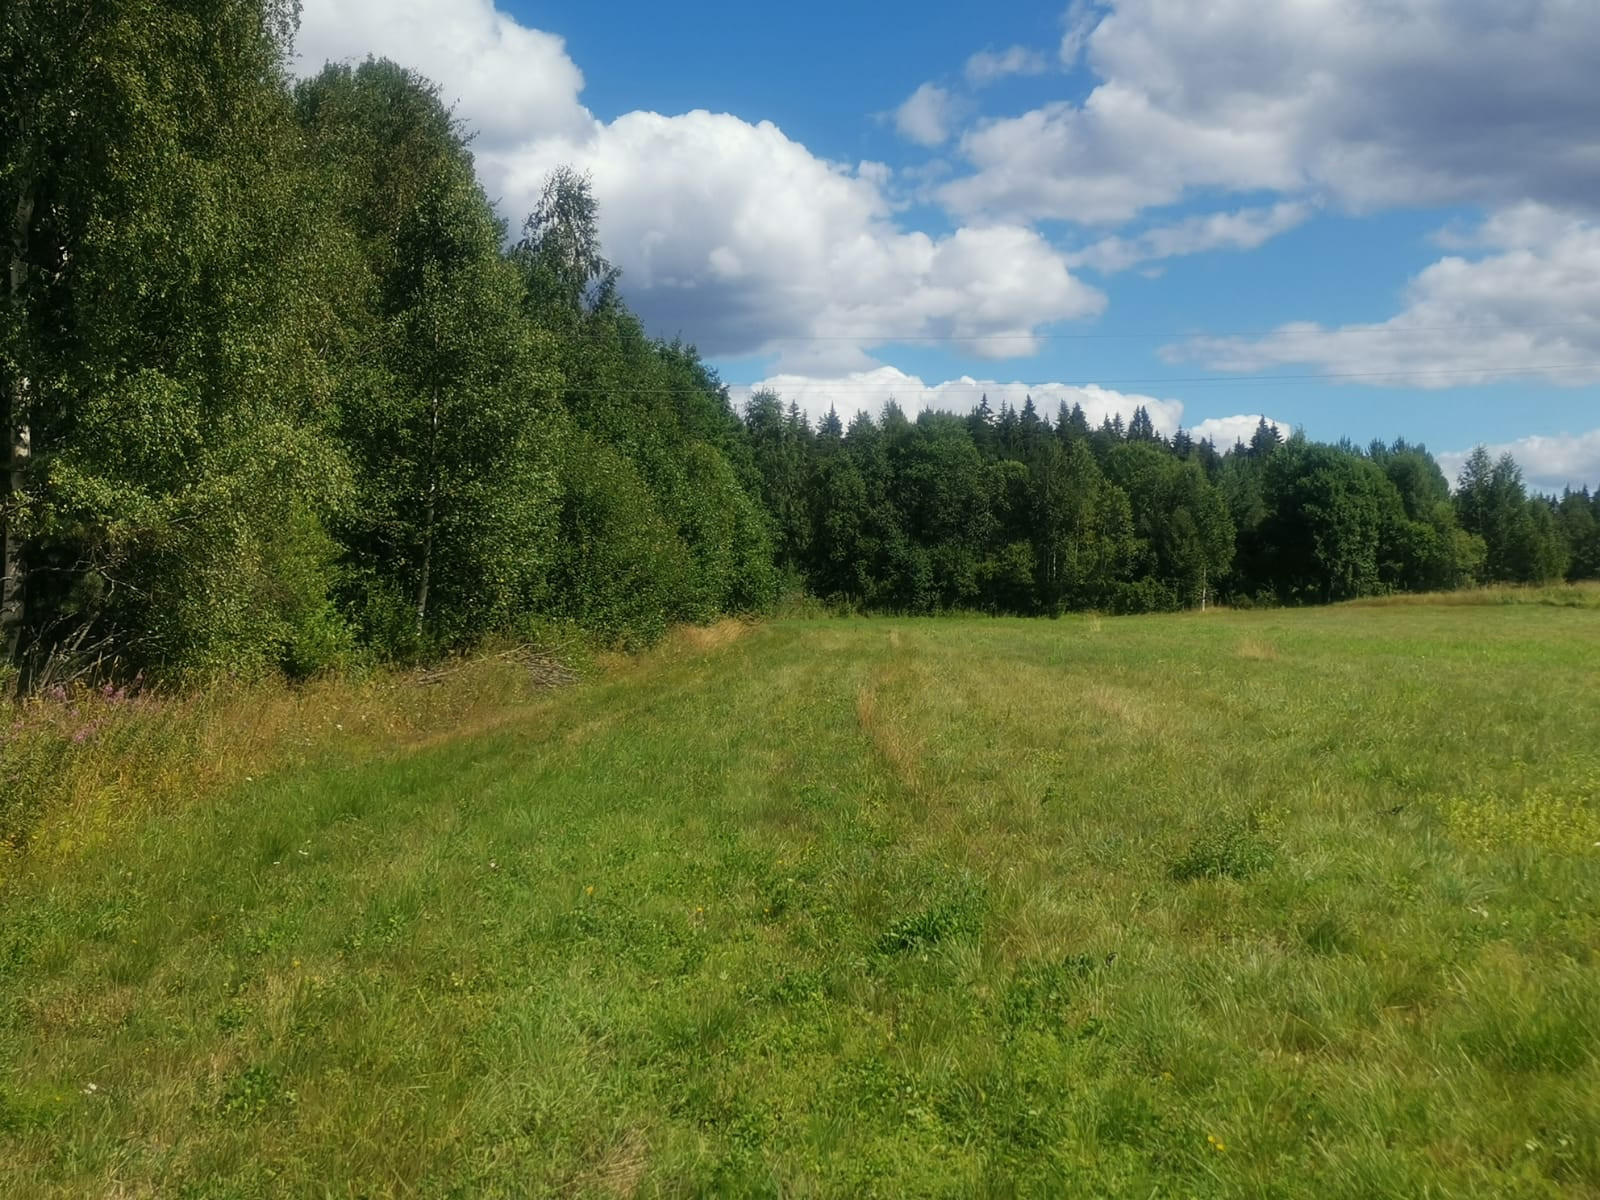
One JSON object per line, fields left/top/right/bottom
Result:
{"left": 853, "top": 630, "right": 931, "bottom": 802}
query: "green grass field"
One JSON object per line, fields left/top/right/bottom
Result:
{"left": 3, "top": 602, "right": 1599, "bottom": 1197}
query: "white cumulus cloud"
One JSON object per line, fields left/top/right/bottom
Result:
{"left": 1059, "top": 0, "right": 1108, "bottom": 67}
{"left": 965, "top": 45, "right": 1050, "bottom": 87}
{"left": 1438, "top": 430, "right": 1600, "bottom": 496}
{"left": 941, "top": 0, "right": 1600, "bottom": 226}
{"left": 294, "top": 0, "right": 590, "bottom": 143}
{"left": 496, "top": 113, "right": 1105, "bottom": 367}
{"left": 1186, "top": 414, "right": 1288, "bottom": 449}
{"left": 295, "top": 2, "right": 1103, "bottom": 367}
{"left": 894, "top": 83, "right": 959, "bottom": 148}
{"left": 1067, "top": 202, "right": 1311, "bottom": 274}
{"left": 1166, "top": 205, "right": 1600, "bottom": 387}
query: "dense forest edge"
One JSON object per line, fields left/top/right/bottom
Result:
{"left": 4, "top": 6, "right": 1599, "bottom": 696}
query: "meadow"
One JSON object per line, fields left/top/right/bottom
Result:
{"left": 2, "top": 597, "right": 1598, "bottom": 1197}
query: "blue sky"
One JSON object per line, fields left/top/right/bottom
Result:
{"left": 295, "top": 1, "right": 1600, "bottom": 491}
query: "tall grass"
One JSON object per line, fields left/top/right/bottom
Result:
{"left": 1346, "top": 580, "right": 1600, "bottom": 608}
{"left": 0, "top": 642, "right": 580, "bottom": 877}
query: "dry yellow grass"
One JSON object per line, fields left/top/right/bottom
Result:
{"left": 855, "top": 666, "right": 929, "bottom": 796}
{"left": 1082, "top": 682, "right": 1159, "bottom": 729}
{"left": 669, "top": 617, "right": 756, "bottom": 654}
{"left": 1236, "top": 637, "right": 1279, "bottom": 660}
{"left": 581, "top": 1129, "right": 650, "bottom": 1198}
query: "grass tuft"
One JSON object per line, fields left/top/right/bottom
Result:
{"left": 1167, "top": 812, "right": 1278, "bottom": 882}
{"left": 876, "top": 873, "right": 987, "bottom": 953}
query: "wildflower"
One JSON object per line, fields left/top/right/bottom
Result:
{"left": 1207, "top": 1134, "right": 1226, "bottom": 1153}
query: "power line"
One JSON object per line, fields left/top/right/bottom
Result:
{"left": 545, "top": 364, "right": 1600, "bottom": 397}
{"left": 740, "top": 322, "right": 1600, "bottom": 343}
{"left": 715, "top": 364, "right": 1600, "bottom": 391}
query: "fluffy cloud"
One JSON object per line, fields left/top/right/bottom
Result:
{"left": 728, "top": 368, "right": 1181, "bottom": 431}
{"left": 1058, "top": 0, "right": 1106, "bottom": 68}
{"left": 943, "top": 90, "right": 1298, "bottom": 225}
{"left": 1167, "top": 205, "right": 1600, "bottom": 387}
{"left": 894, "top": 84, "right": 958, "bottom": 147}
{"left": 498, "top": 113, "right": 1105, "bottom": 366}
{"left": 941, "top": 0, "right": 1600, "bottom": 225}
{"left": 1438, "top": 430, "right": 1600, "bottom": 495}
{"left": 965, "top": 46, "right": 1049, "bottom": 87}
{"left": 1067, "top": 202, "right": 1311, "bottom": 273}
{"left": 296, "top": 2, "right": 1103, "bottom": 367}
{"left": 1187, "top": 414, "right": 1287, "bottom": 449}
{"left": 294, "top": 0, "right": 590, "bottom": 144}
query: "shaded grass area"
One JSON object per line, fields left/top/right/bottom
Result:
{"left": 2, "top": 605, "right": 1599, "bottom": 1196}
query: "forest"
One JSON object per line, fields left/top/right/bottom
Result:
{"left": 4, "top": 2, "right": 1598, "bottom": 690}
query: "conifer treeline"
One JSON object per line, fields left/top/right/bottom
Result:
{"left": 740, "top": 393, "right": 1597, "bottom": 614}
{"left": 3, "top": 5, "right": 1595, "bottom": 689}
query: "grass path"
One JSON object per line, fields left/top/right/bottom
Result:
{"left": 3, "top": 606, "right": 1599, "bottom": 1197}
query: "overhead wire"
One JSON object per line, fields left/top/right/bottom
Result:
{"left": 737, "top": 321, "right": 1600, "bottom": 343}
{"left": 578, "top": 318, "right": 1600, "bottom": 394}
{"left": 568, "top": 363, "right": 1600, "bottom": 395}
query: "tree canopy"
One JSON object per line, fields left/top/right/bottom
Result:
{"left": 733, "top": 406, "right": 1585, "bottom": 617}
{"left": 1, "top": 3, "right": 1593, "bottom": 689}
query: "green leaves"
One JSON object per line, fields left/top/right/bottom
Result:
{"left": 514, "top": 165, "right": 619, "bottom": 321}
{"left": 1455, "top": 448, "right": 1570, "bottom": 584}
{"left": 0, "top": 27, "right": 781, "bottom": 683}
